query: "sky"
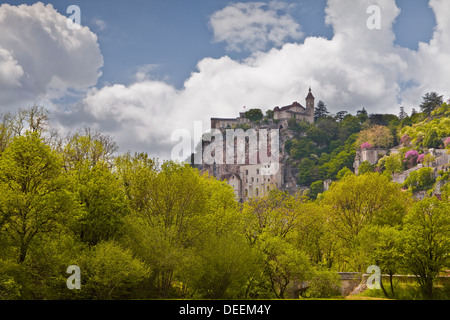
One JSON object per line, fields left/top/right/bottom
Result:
{"left": 0, "top": 0, "right": 448, "bottom": 161}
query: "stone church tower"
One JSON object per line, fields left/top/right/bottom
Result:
{"left": 305, "top": 87, "right": 315, "bottom": 118}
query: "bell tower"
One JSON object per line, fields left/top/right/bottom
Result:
{"left": 305, "top": 87, "right": 315, "bottom": 119}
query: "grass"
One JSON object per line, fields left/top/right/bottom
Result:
{"left": 351, "top": 278, "right": 450, "bottom": 300}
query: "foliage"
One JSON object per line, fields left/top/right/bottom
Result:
{"left": 182, "top": 233, "right": 260, "bottom": 299}
{"left": 321, "top": 173, "right": 410, "bottom": 271}
{"left": 357, "top": 161, "right": 374, "bottom": 175}
{"left": 423, "top": 129, "right": 442, "bottom": 149}
{"left": 244, "top": 109, "right": 264, "bottom": 121}
{"left": 356, "top": 125, "right": 394, "bottom": 149}
{"left": 0, "top": 106, "right": 449, "bottom": 301}
{"left": 445, "top": 137, "right": 450, "bottom": 148}
{"left": 360, "top": 142, "right": 373, "bottom": 149}
{"left": 309, "top": 180, "right": 324, "bottom": 199}
{"left": 314, "top": 100, "right": 329, "bottom": 121}
{"left": 0, "top": 131, "right": 76, "bottom": 263}
{"left": 400, "top": 104, "right": 450, "bottom": 148}
{"left": 401, "top": 198, "right": 450, "bottom": 299}
{"left": 304, "top": 269, "right": 341, "bottom": 298}
{"left": 382, "top": 153, "right": 403, "bottom": 174}
{"left": 79, "top": 241, "right": 150, "bottom": 300}
{"left": 297, "top": 158, "right": 319, "bottom": 186}
{"left": 403, "top": 167, "right": 436, "bottom": 193}
{"left": 336, "top": 167, "right": 353, "bottom": 180}
{"left": 420, "top": 92, "right": 443, "bottom": 115}
{"left": 404, "top": 149, "right": 419, "bottom": 167}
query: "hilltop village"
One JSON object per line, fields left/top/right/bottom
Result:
{"left": 200, "top": 90, "right": 450, "bottom": 202}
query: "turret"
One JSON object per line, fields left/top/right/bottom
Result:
{"left": 305, "top": 87, "right": 315, "bottom": 115}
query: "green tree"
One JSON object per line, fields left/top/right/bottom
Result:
{"left": 423, "top": 129, "right": 442, "bottom": 148}
{"left": 68, "top": 163, "right": 130, "bottom": 246}
{"left": 265, "top": 109, "right": 274, "bottom": 119}
{"left": 357, "top": 108, "right": 368, "bottom": 123}
{"left": 365, "top": 226, "right": 403, "bottom": 298}
{"left": 356, "top": 125, "right": 394, "bottom": 149}
{"left": 183, "top": 233, "right": 259, "bottom": 299}
{"left": 383, "top": 153, "right": 403, "bottom": 174}
{"left": 80, "top": 241, "right": 150, "bottom": 299}
{"left": 403, "top": 167, "right": 436, "bottom": 193}
{"left": 358, "top": 161, "right": 374, "bottom": 175}
{"left": 0, "top": 132, "right": 76, "bottom": 263}
{"left": 401, "top": 198, "right": 450, "bottom": 299}
{"left": 420, "top": 92, "right": 443, "bottom": 115}
{"left": 309, "top": 180, "right": 324, "bottom": 199}
{"left": 334, "top": 111, "right": 348, "bottom": 122}
{"left": 307, "top": 126, "right": 329, "bottom": 146}
{"left": 314, "top": 100, "right": 329, "bottom": 121}
{"left": 244, "top": 109, "right": 264, "bottom": 121}
{"left": 316, "top": 117, "right": 338, "bottom": 142}
{"left": 336, "top": 167, "right": 353, "bottom": 180}
{"left": 117, "top": 155, "right": 240, "bottom": 298}
{"left": 63, "top": 132, "right": 128, "bottom": 246}
{"left": 297, "top": 158, "right": 319, "bottom": 186}
{"left": 321, "top": 173, "right": 410, "bottom": 271}
{"left": 62, "top": 128, "right": 118, "bottom": 170}
{"left": 260, "top": 234, "right": 313, "bottom": 299}
{"left": 399, "top": 106, "right": 408, "bottom": 120}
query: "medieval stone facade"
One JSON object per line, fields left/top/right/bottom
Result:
{"left": 202, "top": 89, "right": 315, "bottom": 202}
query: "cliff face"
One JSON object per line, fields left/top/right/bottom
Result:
{"left": 199, "top": 118, "right": 305, "bottom": 197}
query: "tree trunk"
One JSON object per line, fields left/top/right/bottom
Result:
{"left": 389, "top": 273, "right": 395, "bottom": 297}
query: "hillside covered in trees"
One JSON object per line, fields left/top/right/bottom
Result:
{"left": 282, "top": 92, "right": 450, "bottom": 199}
{"left": 0, "top": 100, "right": 449, "bottom": 300}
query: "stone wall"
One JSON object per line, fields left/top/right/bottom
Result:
{"left": 354, "top": 148, "right": 389, "bottom": 174}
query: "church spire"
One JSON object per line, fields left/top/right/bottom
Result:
{"left": 306, "top": 87, "right": 314, "bottom": 100}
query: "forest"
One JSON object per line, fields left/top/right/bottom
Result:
{"left": 0, "top": 94, "right": 449, "bottom": 300}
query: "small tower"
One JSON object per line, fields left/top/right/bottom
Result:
{"left": 305, "top": 87, "right": 315, "bottom": 120}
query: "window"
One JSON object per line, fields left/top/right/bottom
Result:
{"left": 257, "top": 169, "right": 260, "bottom": 174}
{"left": 251, "top": 177, "right": 254, "bottom": 182}
{"left": 256, "top": 188, "right": 259, "bottom": 196}
{"left": 246, "top": 170, "right": 248, "bottom": 175}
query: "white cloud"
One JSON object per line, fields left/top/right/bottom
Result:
{"left": 93, "top": 18, "right": 107, "bottom": 31}
{"left": 69, "top": 0, "right": 450, "bottom": 161}
{"left": 0, "top": 48, "right": 24, "bottom": 87}
{"left": 0, "top": 2, "right": 103, "bottom": 109}
{"left": 4, "top": 1, "right": 450, "bottom": 161}
{"left": 209, "top": 1, "right": 304, "bottom": 52}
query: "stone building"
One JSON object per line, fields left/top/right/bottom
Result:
{"left": 353, "top": 147, "right": 389, "bottom": 175}
{"left": 210, "top": 113, "right": 250, "bottom": 130}
{"left": 273, "top": 88, "right": 315, "bottom": 124}
{"left": 203, "top": 89, "right": 315, "bottom": 202}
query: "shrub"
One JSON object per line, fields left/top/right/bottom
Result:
{"left": 360, "top": 142, "right": 373, "bottom": 149}
{"left": 305, "top": 270, "right": 341, "bottom": 298}
{"left": 423, "top": 129, "right": 442, "bottom": 148}
{"left": 404, "top": 150, "right": 419, "bottom": 167}
{"left": 401, "top": 134, "right": 411, "bottom": 145}
{"left": 80, "top": 241, "right": 150, "bottom": 300}
{"left": 403, "top": 167, "right": 436, "bottom": 192}
{"left": 417, "top": 154, "right": 425, "bottom": 163}
{"left": 358, "top": 161, "right": 374, "bottom": 175}
{"left": 445, "top": 137, "right": 450, "bottom": 148}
